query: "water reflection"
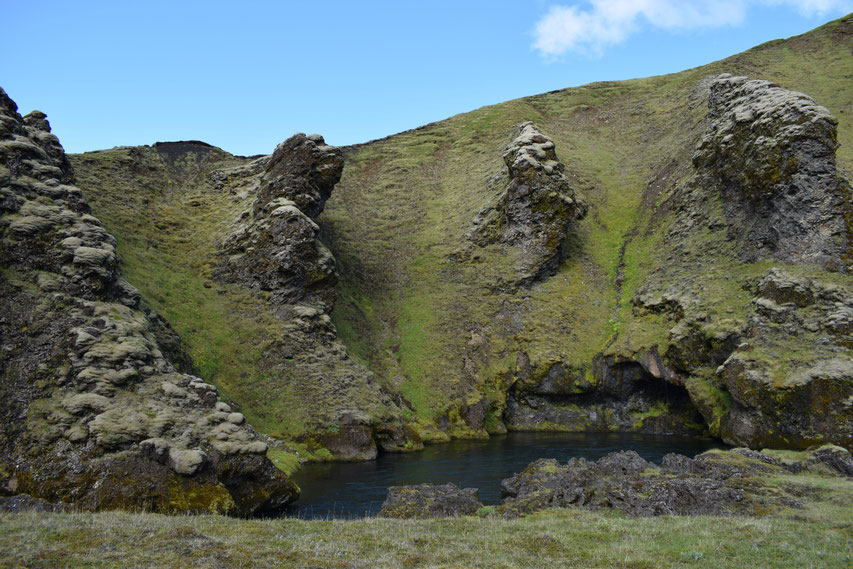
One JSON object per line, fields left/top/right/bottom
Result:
{"left": 285, "top": 432, "right": 725, "bottom": 519}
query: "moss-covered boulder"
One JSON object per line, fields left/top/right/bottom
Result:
{"left": 498, "top": 446, "right": 853, "bottom": 518}
{"left": 379, "top": 483, "right": 483, "bottom": 518}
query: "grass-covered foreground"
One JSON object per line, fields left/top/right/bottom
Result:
{"left": 2, "top": 483, "right": 851, "bottom": 569}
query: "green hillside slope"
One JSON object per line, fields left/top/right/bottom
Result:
{"left": 70, "top": 15, "right": 853, "bottom": 457}
{"left": 322, "top": 15, "right": 852, "bottom": 441}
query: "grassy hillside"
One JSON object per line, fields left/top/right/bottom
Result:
{"left": 321, "top": 14, "right": 853, "bottom": 433}
{"left": 70, "top": 15, "right": 853, "bottom": 451}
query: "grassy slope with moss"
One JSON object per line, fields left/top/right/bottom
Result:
{"left": 70, "top": 16, "right": 852, "bottom": 450}
{"left": 69, "top": 147, "right": 333, "bottom": 462}
{"left": 322, "top": 15, "right": 853, "bottom": 434}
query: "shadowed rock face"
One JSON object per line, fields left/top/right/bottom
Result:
{"left": 469, "top": 122, "right": 588, "bottom": 284}
{"left": 693, "top": 74, "right": 852, "bottom": 272}
{"left": 220, "top": 133, "right": 344, "bottom": 309}
{"left": 0, "top": 87, "right": 298, "bottom": 515}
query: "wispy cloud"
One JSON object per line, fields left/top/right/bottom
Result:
{"left": 533, "top": 0, "right": 853, "bottom": 57}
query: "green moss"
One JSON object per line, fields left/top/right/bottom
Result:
{"left": 265, "top": 449, "right": 301, "bottom": 476}
{"left": 685, "top": 377, "right": 734, "bottom": 434}
{"left": 165, "top": 481, "right": 236, "bottom": 515}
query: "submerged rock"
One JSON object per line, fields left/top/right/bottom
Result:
{"left": 379, "top": 483, "right": 483, "bottom": 518}
{"left": 0, "top": 86, "right": 298, "bottom": 515}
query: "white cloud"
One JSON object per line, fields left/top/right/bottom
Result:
{"left": 766, "top": 0, "right": 853, "bottom": 16}
{"left": 533, "top": 0, "right": 853, "bottom": 57}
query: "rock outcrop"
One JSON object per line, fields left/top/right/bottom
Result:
{"left": 217, "top": 133, "right": 420, "bottom": 460}
{"left": 468, "top": 122, "right": 587, "bottom": 284}
{"left": 500, "top": 75, "right": 853, "bottom": 449}
{"left": 711, "top": 269, "right": 853, "bottom": 448}
{"left": 498, "top": 446, "right": 853, "bottom": 518}
{"left": 0, "top": 87, "right": 298, "bottom": 515}
{"left": 616, "top": 74, "right": 853, "bottom": 450}
{"left": 693, "top": 74, "right": 852, "bottom": 272}
{"left": 219, "top": 134, "right": 343, "bottom": 309}
{"left": 378, "top": 483, "right": 483, "bottom": 518}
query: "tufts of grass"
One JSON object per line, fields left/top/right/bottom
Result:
{"left": 1, "top": 503, "right": 851, "bottom": 569}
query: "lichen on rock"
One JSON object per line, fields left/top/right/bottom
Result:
{"left": 467, "top": 122, "right": 588, "bottom": 284}
{"left": 693, "top": 74, "right": 852, "bottom": 271}
{"left": 0, "top": 86, "right": 298, "bottom": 515}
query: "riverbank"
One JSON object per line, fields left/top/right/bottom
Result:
{"left": 2, "top": 498, "right": 850, "bottom": 569}
{"left": 5, "top": 445, "right": 851, "bottom": 567}
{"left": 284, "top": 432, "right": 724, "bottom": 518}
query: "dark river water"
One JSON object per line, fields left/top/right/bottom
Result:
{"left": 284, "top": 432, "right": 724, "bottom": 519}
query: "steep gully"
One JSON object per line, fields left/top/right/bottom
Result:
{"left": 2, "top": 71, "right": 852, "bottom": 514}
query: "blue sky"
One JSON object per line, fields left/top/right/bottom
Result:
{"left": 2, "top": 1, "right": 851, "bottom": 156}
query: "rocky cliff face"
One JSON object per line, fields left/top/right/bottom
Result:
{"left": 0, "top": 87, "right": 298, "bottom": 514}
{"left": 27, "top": 16, "right": 852, "bottom": 467}
{"left": 693, "top": 74, "right": 852, "bottom": 271}
{"left": 468, "top": 122, "right": 587, "bottom": 285}
{"left": 624, "top": 74, "right": 853, "bottom": 449}
{"left": 217, "top": 133, "right": 420, "bottom": 460}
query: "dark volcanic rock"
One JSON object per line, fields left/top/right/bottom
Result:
{"left": 499, "top": 451, "right": 751, "bottom": 517}
{"left": 379, "top": 483, "right": 483, "bottom": 518}
{"left": 219, "top": 133, "right": 343, "bottom": 308}
{"left": 499, "top": 446, "right": 853, "bottom": 518}
{"left": 216, "top": 133, "right": 419, "bottom": 460}
{"left": 468, "top": 122, "right": 587, "bottom": 284}
{"left": 0, "top": 86, "right": 298, "bottom": 515}
{"left": 254, "top": 133, "right": 344, "bottom": 220}
{"left": 693, "top": 74, "right": 852, "bottom": 272}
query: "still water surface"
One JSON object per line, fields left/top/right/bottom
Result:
{"left": 285, "top": 432, "right": 724, "bottom": 519}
